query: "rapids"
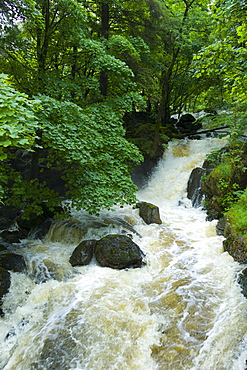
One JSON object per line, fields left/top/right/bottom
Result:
{"left": 1, "top": 138, "right": 247, "bottom": 370}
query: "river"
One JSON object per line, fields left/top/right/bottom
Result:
{"left": 1, "top": 138, "right": 247, "bottom": 370}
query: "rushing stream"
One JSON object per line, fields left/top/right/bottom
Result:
{"left": 1, "top": 138, "right": 247, "bottom": 370}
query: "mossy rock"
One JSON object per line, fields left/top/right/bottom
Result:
{"left": 94, "top": 234, "right": 145, "bottom": 269}
{"left": 223, "top": 223, "right": 247, "bottom": 264}
{"left": 137, "top": 202, "right": 162, "bottom": 225}
{"left": 69, "top": 240, "right": 96, "bottom": 267}
{"left": 0, "top": 252, "right": 27, "bottom": 273}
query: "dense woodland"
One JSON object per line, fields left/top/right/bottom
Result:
{"left": 0, "top": 0, "right": 247, "bottom": 220}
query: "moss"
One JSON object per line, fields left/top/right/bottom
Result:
{"left": 227, "top": 188, "right": 247, "bottom": 243}
{"left": 210, "top": 162, "right": 231, "bottom": 178}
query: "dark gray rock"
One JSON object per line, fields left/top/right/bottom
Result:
{"left": 0, "top": 252, "right": 27, "bottom": 273}
{"left": 27, "top": 218, "right": 53, "bottom": 240}
{"left": 177, "top": 114, "right": 202, "bottom": 134}
{"left": 187, "top": 167, "right": 206, "bottom": 207}
{"left": 0, "top": 244, "right": 8, "bottom": 253}
{"left": 223, "top": 222, "right": 247, "bottom": 264}
{"left": 0, "top": 217, "right": 14, "bottom": 231}
{"left": 238, "top": 268, "right": 247, "bottom": 298}
{"left": 0, "top": 229, "right": 29, "bottom": 243}
{"left": 69, "top": 240, "right": 96, "bottom": 266}
{"left": 94, "top": 234, "right": 145, "bottom": 269}
{"left": 138, "top": 202, "right": 162, "bottom": 224}
{"left": 0, "top": 267, "right": 11, "bottom": 316}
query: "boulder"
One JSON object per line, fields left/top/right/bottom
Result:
{"left": 216, "top": 218, "right": 226, "bottom": 236}
{"left": 0, "top": 205, "right": 21, "bottom": 220}
{"left": 0, "top": 252, "right": 27, "bottom": 273}
{"left": 0, "top": 267, "right": 11, "bottom": 316}
{"left": 177, "top": 114, "right": 202, "bottom": 134}
{"left": 0, "top": 229, "right": 29, "bottom": 243}
{"left": 222, "top": 222, "right": 247, "bottom": 264}
{"left": 0, "top": 244, "right": 8, "bottom": 253}
{"left": 187, "top": 167, "right": 206, "bottom": 207}
{"left": 138, "top": 202, "right": 162, "bottom": 224}
{"left": 238, "top": 268, "right": 247, "bottom": 298}
{"left": 94, "top": 234, "right": 145, "bottom": 269}
{"left": 0, "top": 217, "right": 14, "bottom": 231}
{"left": 69, "top": 240, "right": 96, "bottom": 266}
{"left": 27, "top": 218, "right": 53, "bottom": 240}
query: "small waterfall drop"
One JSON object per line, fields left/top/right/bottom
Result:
{"left": 1, "top": 138, "right": 247, "bottom": 370}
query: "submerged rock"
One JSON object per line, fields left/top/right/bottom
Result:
{"left": 0, "top": 252, "right": 27, "bottom": 273}
{"left": 138, "top": 202, "right": 162, "bottom": 224}
{"left": 31, "top": 259, "right": 69, "bottom": 283}
{"left": 94, "top": 234, "right": 145, "bottom": 269}
{"left": 69, "top": 240, "right": 96, "bottom": 266}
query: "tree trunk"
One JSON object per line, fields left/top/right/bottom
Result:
{"left": 100, "top": 2, "right": 109, "bottom": 97}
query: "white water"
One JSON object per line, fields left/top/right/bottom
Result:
{"left": 1, "top": 138, "right": 247, "bottom": 370}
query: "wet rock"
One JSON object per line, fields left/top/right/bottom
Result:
{"left": 223, "top": 223, "right": 247, "bottom": 264}
{"left": 94, "top": 234, "right": 145, "bottom": 269}
{"left": 27, "top": 218, "right": 53, "bottom": 240}
{"left": 69, "top": 240, "right": 96, "bottom": 266}
{"left": 131, "top": 157, "right": 159, "bottom": 189}
{"left": 238, "top": 268, "right": 247, "bottom": 298}
{"left": 0, "top": 205, "right": 21, "bottom": 220}
{"left": 187, "top": 167, "right": 206, "bottom": 207}
{"left": 0, "top": 252, "right": 27, "bottom": 273}
{"left": 216, "top": 218, "right": 226, "bottom": 236}
{"left": 177, "top": 114, "right": 202, "bottom": 134}
{"left": 0, "top": 229, "right": 29, "bottom": 243}
{"left": 31, "top": 259, "right": 68, "bottom": 283}
{"left": 0, "top": 244, "right": 8, "bottom": 253}
{"left": 138, "top": 202, "right": 162, "bottom": 224}
{"left": 0, "top": 217, "right": 14, "bottom": 230}
{"left": 0, "top": 267, "right": 11, "bottom": 316}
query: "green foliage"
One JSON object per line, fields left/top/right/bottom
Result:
{"left": 194, "top": 0, "right": 247, "bottom": 106}
{"left": 34, "top": 96, "right": 143, "bottom": 214}
{"left": 0, "top": 74, "right": 39, "bottom": 160}
{"left": 0, "top": 0, "right": 148, "bottom": 218}
{"left": 227, "top": 188, "right": 247, "bottom": 239}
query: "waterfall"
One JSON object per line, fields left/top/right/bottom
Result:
{"left": 1, "top": 138, "right": 247, "bottom": 370}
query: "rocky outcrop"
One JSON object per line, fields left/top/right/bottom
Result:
{"left": 69, "top": 240, "right": 96, "bottom": 266}
{"left": 94, "top": 234, "right": 145, "bottom": 269}
{"left": 138, "top": 202, "right": 162, "bottom": 224}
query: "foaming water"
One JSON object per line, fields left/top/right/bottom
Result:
{"left": 1, "top": 138, "right": 247, "bottom": 370}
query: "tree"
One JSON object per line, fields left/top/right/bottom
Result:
{"left": 0, "top": 0, "right": 144, "bottom": 218}
{"left": 194, "top": 0, "right": 247, "bottom": 107}
{"left": 148, "top": 0, "right": 212, "bottom": 156}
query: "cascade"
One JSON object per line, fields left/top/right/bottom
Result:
{"left": 1, "top": 138, "right": 247, "bottom": 370}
